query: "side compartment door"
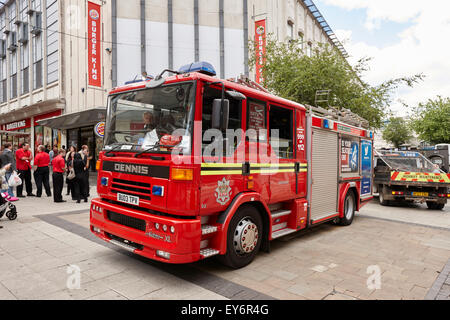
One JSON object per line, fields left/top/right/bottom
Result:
{"left": 360, "top": 140, "right": 373, "bottom": 198}
{"left": 310, "top": 128, "right": 339, "bottom": 223}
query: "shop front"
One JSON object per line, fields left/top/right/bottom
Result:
{"left": 0, "top": 110, "right": 62, "bottom": 154}
{"left": 37, "top": 108, "right": 106, "bottom": 172}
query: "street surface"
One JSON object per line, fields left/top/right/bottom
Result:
{"left": 0, "top": 185, "right": 449, "bottom": 300}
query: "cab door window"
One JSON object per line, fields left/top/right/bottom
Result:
{"left": 202, "top": 86, "right": 242, "bottom": 156}
{"left": 269, "top": 105, "right": 294, "bottom": 159}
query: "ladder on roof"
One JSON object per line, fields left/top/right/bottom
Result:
{"left": 315, "top": 89, "right": 331, "bottom": 107}
{"left": 307, "top": 104, "right": 370, "bottom": 129}
{"left": 226, "top": 74, "right": 271, "bottom": 94}
{"left": 226, "top": 76, "right": 370, "bottom": 129}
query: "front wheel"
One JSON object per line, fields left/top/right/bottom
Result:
{"left": 6, "top": 211, "right": 17, "bottom": 221}
{"left": 339, "top": 191, "right": 356, "bottom": 226}
{"left": 217, "top": 205, "right": 263, "bottom": 269}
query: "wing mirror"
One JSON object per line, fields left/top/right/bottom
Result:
{"left": 212, "top": 99, "right": 229, "bottom": 130}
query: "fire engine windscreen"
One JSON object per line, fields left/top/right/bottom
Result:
{"left": 104, "top": 83, "right": 195, "bottom": 153}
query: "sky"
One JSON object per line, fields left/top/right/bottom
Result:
{"left": 314, "top": 0, "right": 450, "bottom": 117}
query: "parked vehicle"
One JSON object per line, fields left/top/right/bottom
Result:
{"left": 90, "top": 62, "right": 375, "bottom": 268}
{"left": 374, "top": 150, "right": 450, "bottom": 210}
{"left": 420, "top": 144, "right": 450, "bottom": 173}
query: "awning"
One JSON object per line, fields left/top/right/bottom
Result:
{"left": 36, "top": 108, "right": 106, "bottom": 130}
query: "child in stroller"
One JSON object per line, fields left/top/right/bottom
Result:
{"left": 0, "top": 163, "right": 17, "bottom": 221}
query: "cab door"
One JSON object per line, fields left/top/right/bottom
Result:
{"left": 268, "top": 104, "right": 297, "bottom": 203}
{"left": 199, "top": 84, "right": 246, "bottom": 215}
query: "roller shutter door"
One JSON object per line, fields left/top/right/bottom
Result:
{"left": 310, "top": 129, "right": 338, "bottom": 221}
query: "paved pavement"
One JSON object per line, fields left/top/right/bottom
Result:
{"left": 0, "top": 189, "right": 449, "bottom": 300}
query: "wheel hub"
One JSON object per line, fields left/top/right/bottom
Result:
{"left": 233, "top": 217, "right": 259, "bottom": 255}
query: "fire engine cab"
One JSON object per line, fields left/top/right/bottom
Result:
{"left": 90, "top": 62, "right": 374, "bottom": 268}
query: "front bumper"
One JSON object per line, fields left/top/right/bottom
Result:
{"left": 90, "top": 198, "right": 203, "bottom": 264}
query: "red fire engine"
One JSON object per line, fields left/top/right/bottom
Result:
{"left": 90, "top": 62, "right": 374, "bottom": 268}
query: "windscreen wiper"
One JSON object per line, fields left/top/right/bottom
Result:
{"left": 104, "top": 144, "right": 139, "bottom": 157}
{"left": 134, "top": 143, "right": 177, "bottom": 158}
{"left": 104, "top": 145, "right": 123, "bottom": 157}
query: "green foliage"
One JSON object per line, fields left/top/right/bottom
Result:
{"left": 410, "top": 96, "right": 450, "bottom": 144}
{"left": 249, "top": 38, "right": 424, "bottom": 128}
{"left": 382, "top": 117, "right": 413, "bottom": 148}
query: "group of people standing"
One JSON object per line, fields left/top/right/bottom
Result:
{"left": 0, "top": 143, "right": 92, "bottom": 204}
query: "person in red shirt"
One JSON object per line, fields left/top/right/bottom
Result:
{"left": 33, "top": 145, "right": 52, "bottom": 198}
{"left": 15, "top": 143, "right": 35, "bottom": 198}
{"left": 52, "top": 149, "right": 66, "bottom": 203}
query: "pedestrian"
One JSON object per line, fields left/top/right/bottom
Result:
{"left": 65, "top": 146, "right": 77, "bottom": 198}
{"left": 79, "top": 145, "right": 92, "bottom": 198}
{"left": 15, "top": 143, "right": 35, "bottom": 198}
{"left": 44, "top": 145, "right": 50, "bottom": 153}
{"left": 49, "top": 146, "right": 58, "bottom": 173}
{"left": 49, "top": 146, "right": 58, "bottom": 163}
{"left": 52, "top": 149, "right": 66, "bottom": 203}
{"left": 0, "top": 143, "right": 18, "bottom": 201}
{"left": 33, "top": 145, "right": 52, "bottom": 198}
{"left": 72, "top": 153, "right": 88, "bottom": 203}
{"left": 0, "top": 163, "right": 12, "bottom": 229}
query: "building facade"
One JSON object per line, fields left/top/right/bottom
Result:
{"left": 0, "top": 0, "right": 346, "bottom": 165}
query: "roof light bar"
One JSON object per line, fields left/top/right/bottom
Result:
{"left": 178, "top": 61, "right": 217, "bottom": 76}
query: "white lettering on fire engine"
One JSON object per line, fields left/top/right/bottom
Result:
{"left": 215, "top": 178, "right": 232, "bottom": 205}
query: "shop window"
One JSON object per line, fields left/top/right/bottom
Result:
{"left": 202, "top": 86, "right": 242, "bottom": 156}
{"left": 269, "top": 105, "right": 293, "bottom": 159}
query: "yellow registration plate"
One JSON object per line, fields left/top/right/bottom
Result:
{"left": 412, "top": 192, "right": 429, "bottom": 197}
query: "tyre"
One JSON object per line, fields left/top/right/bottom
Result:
{"left": 379, "top": 186, "right": 389, "bottom": 206}
{"left": 426, "top": 202, "right": 445, "bottom": 210}
{"left": 339, "top": 191, "right": 356, "bottom": 226}
{"left": 6, "top": 211, "right": 17, "bottom": 221}
{"left": 217, "top": 205, "right": 263, "bottom": 269}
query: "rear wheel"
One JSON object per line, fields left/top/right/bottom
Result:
{"left": 379, "top": 186, "right": 390, "bottom": 206}
{"left": 217, "top": 205, "right": 263, "bottom": 269}
{"left": 426, "top": 202, "right": 445, "bottom": 210}
{"left": 339, "top": 191, "right": 356, "bottom": 226}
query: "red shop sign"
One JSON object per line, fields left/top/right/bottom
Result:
{"left": 88, "top": 1, "right": 102, "bottom": 87}
{"left": 255, "top": 19, "right": 266, "bottom": 84}
{"left": 1, "top": 119, "right": 31, "bottom": 131}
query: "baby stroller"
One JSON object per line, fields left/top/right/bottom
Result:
{"left": 0, "top": 192, "right": 17, "bottom": 221}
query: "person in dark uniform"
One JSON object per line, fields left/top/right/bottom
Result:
{"left": 33, "top": 145, "right": 52, "bottom": 198}
{"left": 79, "top": 145, "right": 92, "bottom": 198}
{"left": 65, "top": 146, "right": 77, "bottom": 198}
{"left": 52, "top": 149, "right": 66, "bottom": 203}
{"left": 72, "top": 153, "right": 88, "bottom": 203}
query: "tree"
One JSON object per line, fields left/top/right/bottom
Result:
{"left": 249, "top": 38, "right": 424, "bottom": 128}
{"left": 382, "top": 117, "right": 413, "bottom": 148}
{"left": 410, "top": 96, "right": 450, "bottom": 144}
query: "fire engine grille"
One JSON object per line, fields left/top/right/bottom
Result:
{"left": 107, "top": 211, "right": 146, "bottom": 232}
{"left": 111, "top": 178, "right": 151, "bottom": 201}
